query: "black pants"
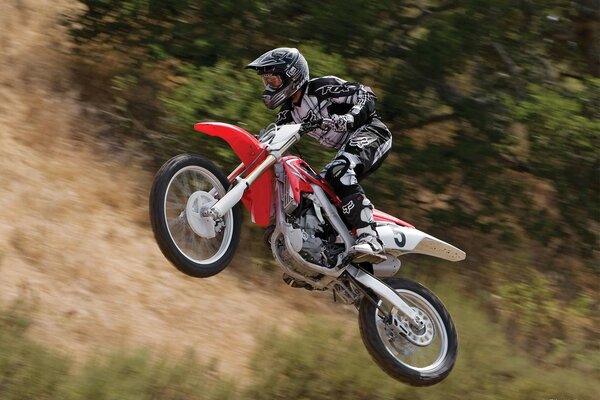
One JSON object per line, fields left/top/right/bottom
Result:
{"left": 322, "top": 118, "right": 392, "bottom": 229}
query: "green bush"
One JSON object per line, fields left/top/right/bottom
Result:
{"left": 62, "top": 350, "right": 235, "bottom": 400}
{"left": 246, "top": 283, "right": 600, "bottom": 400}
{"left": 1, "top": 292, "right": 598, "bottom": 400}
{"left": 246, "top": 317, "right": 407, "bottom": 400}
{"left": 0, "top": 301, "right": 235, "bottom": 400}
{"left": 0, "top": 300, "right": 70, "bottom": 400}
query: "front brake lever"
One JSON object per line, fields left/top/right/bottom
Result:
{"left": 299, "top": 118, "right": 325, "bottom": 135}
{"left": 320, "top": 117, "right": 334, "bottom": 130}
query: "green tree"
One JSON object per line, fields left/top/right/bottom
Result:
{"left": 68, "top": 0, "right": 599, "bottom": 257}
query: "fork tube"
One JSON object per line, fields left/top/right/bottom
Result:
{"left": 208, "top": 163, "right": 245, "bottom": 198}
{"left": 245, "top": 155, "right": 277, "bottom": 185}
{"left": 210, "top": 155, "right": 276, "bottom": 218}
{"left": 227, "top": 162, "right": 245, "bottom": 182}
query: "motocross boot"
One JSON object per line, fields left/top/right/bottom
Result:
{"left": 351, "top": 226, "right": 387, "bottom": 264}
{"left": 340, "top": 193, "right": 387, "bottom": 264}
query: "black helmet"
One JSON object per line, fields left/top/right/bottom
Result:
{"left": 246, "top": 47, "right": 309, "bottom": 110}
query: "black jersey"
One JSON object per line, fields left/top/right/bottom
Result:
{"left": 275, "top": 76, "right": 377, "bottom": 149}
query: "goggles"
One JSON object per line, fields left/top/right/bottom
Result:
{"left": 261, "top": 74, "right": 283, "bottom": 90}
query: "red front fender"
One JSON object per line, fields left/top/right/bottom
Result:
{"left": 194, "top": 122, "right": 273, "bottom": 227}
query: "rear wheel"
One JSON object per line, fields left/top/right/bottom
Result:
{"left": 149, "top": 154, "right": 242, "bottom": 277}
{"left": 358, "top": 278, "right": 457, "bottom": 386}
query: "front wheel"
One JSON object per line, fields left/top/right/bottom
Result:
{"left": 149, "top": 154, "right": 242, "bottom": 278}
{"left": 358, "top": 278, "right": 458, "bottom": 386}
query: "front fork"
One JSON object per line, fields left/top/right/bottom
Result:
{"left": 204, "top": 155, "right": 277, "bottom": 219}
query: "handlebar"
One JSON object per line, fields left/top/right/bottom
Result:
{"left": 298, "top": 118, "right": 332, "bottom": 135}
{"left": 258, "top": 118, "right": 331, "bottom": 143}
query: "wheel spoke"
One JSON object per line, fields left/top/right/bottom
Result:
{"left": 166, "top": 195, "right": 185, "bottom": 212}
{"left": 182, "top": 170, "right": 192, "bottom": 196}
{"left": 167, "top": 216, "right": 186, "bottom": 234}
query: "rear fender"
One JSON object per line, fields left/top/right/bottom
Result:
{"left": 194, "top": 122, "right": 273, "bottom": 227}
{"left": 377, "top": 224, "right": 466, "bottom": 262}
{"left": 373, "top": 209, "right": 414, "bottom": 228}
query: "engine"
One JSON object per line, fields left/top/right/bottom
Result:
{"left": 270, "top": 197, "right": 344, "bottom": 285}
{"left": 292, "top": 203, "right": 344, "bottom": 268}
{"left": 295, "top": 208, "right": 324, "bottom": 264}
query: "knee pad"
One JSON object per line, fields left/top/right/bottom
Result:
{"left": 323, "top": 156, "right": 359, "bottom": 195}
{"left": 324, "top": 157, "right": 350, "bottom": 190}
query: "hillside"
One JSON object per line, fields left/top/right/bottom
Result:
{"left": 1, "top": 2, "right": 598, "bottom": 399}
{"left": 0, "top": 0, "right": 346, "bottom": 377}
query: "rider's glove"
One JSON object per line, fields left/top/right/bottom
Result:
{"left": 330, "top": 114, "right": 354, "bottom": 132}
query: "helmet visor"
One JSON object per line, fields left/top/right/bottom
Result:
{"left": 261, "top": 74, "right": 283, "bottom": 90}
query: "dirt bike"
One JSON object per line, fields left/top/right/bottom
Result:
{"left": 149, "top": 119, "right": 466, "bottom": 386}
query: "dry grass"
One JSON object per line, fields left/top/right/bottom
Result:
{"left": 0, "top": 0, "right": 350, "bottom": 379}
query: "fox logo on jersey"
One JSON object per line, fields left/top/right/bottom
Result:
{"left": 315, "top": 85, "right": 355, "bottom": 97}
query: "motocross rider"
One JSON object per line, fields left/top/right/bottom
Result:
{"left": 246, "top": 47, "right": 392, "bottom": 264}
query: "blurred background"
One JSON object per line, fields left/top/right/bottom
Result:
{"left": 0, "top": 0, "right": 598, "bottom": 399}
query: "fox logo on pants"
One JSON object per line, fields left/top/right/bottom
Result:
{"left": 349, "top": 136, "right": 377, "bottom": 149}
{"left": 342, "top": 200, "right": 355, "bottom": 215}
